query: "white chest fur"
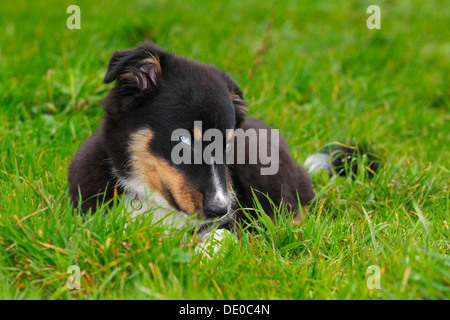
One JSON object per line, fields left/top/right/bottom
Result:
{"left": 115, "top": 172, "right": 189, "bottom": 228}
{"left": 121, "top": 191, "right": 189, "bottom": 228}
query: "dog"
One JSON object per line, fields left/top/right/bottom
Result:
{"left": 68, "top": 42, "right": 377, "bottom": 240}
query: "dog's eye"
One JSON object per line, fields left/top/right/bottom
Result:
{"left": 179, "top": 135, "right": 191, "bottom": 146}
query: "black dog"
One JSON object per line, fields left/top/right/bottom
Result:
{"left": 69, "top": 42, "right": 371, "bottom": 235}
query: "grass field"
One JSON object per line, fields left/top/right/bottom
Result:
{"left": 0, "top": 0, "right": 448, "bottom": 300}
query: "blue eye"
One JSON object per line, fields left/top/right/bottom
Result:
{"left": 180, "top": 135, "right": 191, "bottom": 146}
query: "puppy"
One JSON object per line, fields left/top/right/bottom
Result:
{"left": 69, "top": 42, "right": 363, "bottom": 238}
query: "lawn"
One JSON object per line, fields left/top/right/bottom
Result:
{"left": 0, "top": 0, "right": 448, "bottom": 300}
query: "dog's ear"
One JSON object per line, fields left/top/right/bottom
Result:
{"left": 216, "top": 69, "right": 246, "bottom": 128}
{"left": 103, "top": 49, "right": 135, "bottom": 84}
{"left": 230, "top": 89, "right": 246, "bottom": 129}
{"left": 103, "top": 42, "right": 164, "bottom": 95}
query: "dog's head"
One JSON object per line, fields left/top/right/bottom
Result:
{"left": 102, "top": 42, "right": 246, "bottom": 221}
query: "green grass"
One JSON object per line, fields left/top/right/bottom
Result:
{"left": 0, "top": 0, "right": 449, "bottom": 300}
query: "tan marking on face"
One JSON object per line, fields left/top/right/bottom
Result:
{"left": 141, "top": 54, "right": 161, "bottom": 73}
{"left": 227, "top": 129, "right": 234, "bottom": 141}
{"left": 129, "top": 129, "right": 203, "bottom": 215}
{"left": 193, "top": 126, "right": 202, "bottom": 141}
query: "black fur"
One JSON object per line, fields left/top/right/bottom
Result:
{"left": 68, "top": 42, "right": 316, "bottom": 230}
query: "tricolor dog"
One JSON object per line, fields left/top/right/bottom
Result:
{"left": 68, "top": 42, "right": 376, "bottom": 242}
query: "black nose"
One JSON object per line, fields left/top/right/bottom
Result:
{"left": 204, "top": 202, "right": 228, "bottom": 218}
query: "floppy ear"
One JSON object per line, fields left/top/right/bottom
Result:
{"left": 216, "top": 69, "right": 247, "bottom": 128}
{"left": 103, "top": 42, "right": 163, "bottom": 95}
{"left": 230, "top": 89, "right": 246, "bottom": 129}
{"left": 103, "top": 49, "right": 135, "bottom": 84}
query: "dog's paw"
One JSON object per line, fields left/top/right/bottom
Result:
{"left": 194, "top": 229, "right": 236, "bottom": 260}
